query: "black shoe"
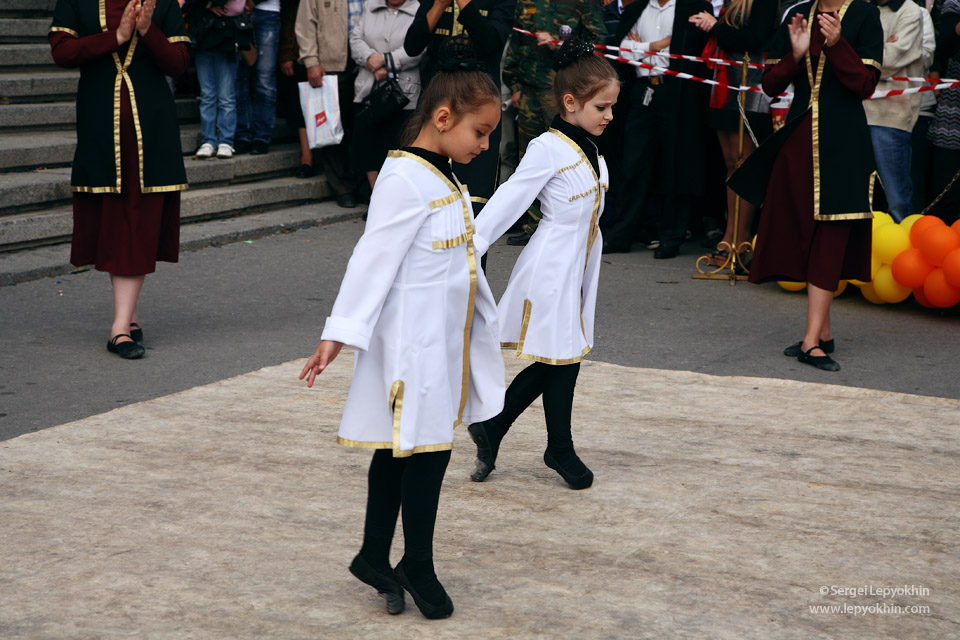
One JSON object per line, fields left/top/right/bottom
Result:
{"left": 543, "top": 448, "right": 593, "bottom": 490}
{"left": 468, "top": 420, "right": 506, "bottom": 482}
{"left": 234, "top": 139, "right": 251, "bottom": 155}
{"left": 349, "top": 554, "right": 405, "bottom": 615}
{"left": 394, "top": 559, "right": 453, "bottom": 619}
{"left": 336, "top": 193, "right": 357, "bottom": 208}
{"left": 107, "top": 334, "right": 145, "bottom": 359}
{"left": 784, "top": 339, "right": 834, "bottom": 358}
{"left": 797, "top": 346, "right": 840, "bottom": 371}
{"left": 602, "top": 241, "right": 630, "bottom": 254}
{"left": 295, "top": 163, "right": 313, "bottom": 179}
{"left": 653, "top": 245, "right": 680, "bottom": 259}
{"left": 251, "top": 140, "right": 268, "bottom": 155}
{"left": 506, "top": 232, "right": 530, "bottom": 246}
{"left": 129, "top": 323, "right": 143, "bottom": 343}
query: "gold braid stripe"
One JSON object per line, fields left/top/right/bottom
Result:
{"left": 49, "top": 26, "right": 79, "bottom": 36}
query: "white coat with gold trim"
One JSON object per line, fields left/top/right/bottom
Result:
{"left": 320, "top": 151, "right": 505, "bottom": 457}
{"left": 473, "top": 129, "right": 607, "bottom": 365}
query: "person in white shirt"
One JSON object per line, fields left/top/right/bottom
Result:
{"left": 299, "top": 39, "right": 504, "bottom": 620}
{"left": 601, "top": 0, "right": 713, "bottom": 257}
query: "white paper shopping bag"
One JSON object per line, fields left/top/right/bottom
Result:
{"left": 298, "top": 79, "right": 344, "bottom": 149}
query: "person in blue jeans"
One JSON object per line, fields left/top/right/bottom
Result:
{"left": 236, "top": 0, "right": 281, "bottom": 155}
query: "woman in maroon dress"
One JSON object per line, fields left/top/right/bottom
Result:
{"left": 728, "top": 0, "right": 883, "bottom": 371}
{"left": 50, "top": 0, "right": 190, "bottom": 359}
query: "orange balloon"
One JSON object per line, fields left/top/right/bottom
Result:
{"left": 943, "top": 248, "right": 960, "bottom": 289}
{"left": 953, "top": 219, "right": 960, "bottom": 235}
{"left": 909, "top": 215, "right": 945, "bottom": 247}
{"left": 918, "top": 225, "right": 960, "bottom": 266}
{"left": 891, "top": 247, "right": 934, "bottom": 289}
{"left": 923, "top": 268, "right": 960, "bottom": 307}
{"left": 913, "top": 286, "right": 936, "bottom": 308}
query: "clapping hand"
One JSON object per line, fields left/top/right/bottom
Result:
{"left": 117, "top": 0, "right": 138, "bottom": 44}
{"left": 818, "top": 11, "right": 841, "bottom": 48}
{"left": 136, "top": 0, "right": 155, "bottom": 36}
{"left": 788, "top": 13, "right": 810, "bottom": 62}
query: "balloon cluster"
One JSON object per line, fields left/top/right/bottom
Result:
{"left": 773, "top": 213, "right": 960, "bottom": 307}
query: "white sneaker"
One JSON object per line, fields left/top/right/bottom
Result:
{"left": 196, "top": 143, "right": 215, "bottom": 159}
{"left": 216, "top": 143, "right": 234, "bottom": 159}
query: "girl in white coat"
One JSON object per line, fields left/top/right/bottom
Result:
{"left": 467, "top": 39, "right": 620, "bottom": 490}
{"left": 299, "top": 38, "right": 504, "bottom": 620}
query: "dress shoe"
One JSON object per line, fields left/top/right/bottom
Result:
{"left": 129, "top": 323, "right": 143, "bottom": 343}
{"left": 251, "top": 139, "right": 269, "bottom": 155}
{"left": 653, "top": 245, "right": 680, "bottom": 259}
{"left": 468, "top": 419, "right": 507, "bottom": 482}
{"left": 506, "top": 231, "right": 530, "bottom": 246}
{"left": 336, "top": 193, "right": 357, "bottom": 208}
{"left": 349, "top": 554, "right": 405, "bottom": 615}
{"left": 602, "top": 241, "right": 630, "bottom": 254}
{"left": 394, "top": 558, "right": 453, "bottom": 619}
{"left": 234, "top": 139, "right": 251, "bottom": 155}
{"left": 784, "top": 339, "right": 834, "bottom": 358}
{"left": 798, "top": 346, "right": 840, "bottom": 371}
{"left": 543, "top": 448, "right": 593, "bottom": 490}
{"left": 295, "top": 163, "right": 313, "bottom": 179}
{"left": 107, "top": 334, "right": 145, "bottom": 359}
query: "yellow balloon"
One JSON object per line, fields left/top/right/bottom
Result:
{"left": 778, "top": 281, "right": 806, "bottom": 292}
{"left": 833, "top": 280, "right": 848, "bottom": 297}
{"left": 873, "top": 264, "right": 911, "bottom": 303}
{"left": 872, "top": 211, "right": 894, "bottom": 228}
{"left": 871, "top": 255, "right": 881, "bottom": 279}
{"left": 901, "top": 213, "right": 924, "bottom": 236}
{"left": 873, "top": 223, "right": 912, "bottom": 264}
{"left": 859, "top": 281, "right": 887, "bottom": 304}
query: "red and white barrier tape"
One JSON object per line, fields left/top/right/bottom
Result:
{"left": 867, "top": 81, "right": 960, "bottom": 99}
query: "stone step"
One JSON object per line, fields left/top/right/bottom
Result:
{"left": 0, "top": 42, "right": 55, "bottom": 69}
{"left": 0, "top": 0, "right": 56, "bottom": 18}
{"left": 0, "top": 69, "right": 78, "bottom": 101}
{"left": 0, "top": 121, "right": 298, "bottom": 172}
{"left": 0, "top": 18, "right": 51, "bottom": 42}
{"left": 0, "top": 174, "right": 337, "bottom": 252}
{"left": 0, "top": 97, "right": 200, "bottom": 132}
{"left": 0, "top": 143, "right": 303, "bottom": 214}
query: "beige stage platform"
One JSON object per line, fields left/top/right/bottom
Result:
{"left": 1, "top": 354, "right": 957, "bottom": 639}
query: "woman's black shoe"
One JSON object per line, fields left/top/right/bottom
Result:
{"left": 107, "top": 334, "right": 145, "bottom": 359}
{"left": 349, "top": 554, "right": 405, "bottom": 615}
{"left": 295, "top": 163, "right": 313, "bottom": 179}
{"left": 394, "top": 558, "right": 453, "bottom": 619}
{"left": 467, "top": 420, "right": 506, "bottom": 482}
{"left": 129, "top": 323, "right": 143, "bottom": 343}
{"left": 797, "top": 346, "right": 840, "bottom": 371}
{"left": 784, "top": 338, "right": 834, "bottom": 357}
{"left": 336, "top": 193, "right": 357, "bottom": 208}
{"left": 543, "top": 448, "right": 594, "bottom": 490}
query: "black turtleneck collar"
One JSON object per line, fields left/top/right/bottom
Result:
{"left": 402, "top": 146, "right": 456, "bottom": 184}
{"left": 550, "top": 115, "right": 600, "bottom": 177}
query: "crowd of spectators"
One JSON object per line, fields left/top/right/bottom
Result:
{"left": 175, "top": 0, "right": 959, "bottom": 230}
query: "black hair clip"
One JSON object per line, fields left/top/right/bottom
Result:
{"left": 554, "top": 37, "right": 596, "bottom": 70}
{"left": 437, "top": 35, "right": 487, "bottom": 73}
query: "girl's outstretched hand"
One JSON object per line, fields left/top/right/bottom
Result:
{"left": 299, "top": 340, "right": 343, "bottom": 387}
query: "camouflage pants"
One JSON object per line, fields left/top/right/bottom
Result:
{"left": 516, "top": 87, "right": 556, "bottom": 234}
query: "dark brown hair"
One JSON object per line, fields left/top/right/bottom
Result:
{"left": 552, "top": 52, "right": 619, "bottom": 112}
{"left": 401, "top": 68, "right": 500, "bottom": 146}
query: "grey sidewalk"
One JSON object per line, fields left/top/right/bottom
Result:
{"left": 1, "top": 355, "right": 957, "bottom": 639}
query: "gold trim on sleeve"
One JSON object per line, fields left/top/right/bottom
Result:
{"left": 861, "top": 58, "right": 881, "bottom": 70}
{"left": 765, "top": 58, "right": 781, "bottom": 66}
{"left": 167, "top": 36, "right": 191, "bottom": 43}
{"left": 49, "top": 26, "right": 79, "bottom": 36}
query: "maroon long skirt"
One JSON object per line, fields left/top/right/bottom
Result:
{"left": 748, "top": 112, "right": 872, "bottom": 292}
{"left": 70, "top": 83, "right": 181, "bottom": 276}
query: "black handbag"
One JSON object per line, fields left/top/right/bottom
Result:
{"left": 361, "top": 53, "right": 410, "bottom": 124}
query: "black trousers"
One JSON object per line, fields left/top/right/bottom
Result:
{"left": 495, "top": 361, "right": 581, "bottom": 449}
{"left": 359, "top": 448, "right": 451, "bottom": 570}
{"left": 606, "top": 80, "right": 691, "bottom": 250}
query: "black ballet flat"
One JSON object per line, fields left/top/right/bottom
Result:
{"left": 467, "top": 420, "right": 504, "bottom": 482}
{"left": 394, "top": 559, "right": 453, "bottom": 620}
{"left": 784, "top": 338, "right": 833, "bottom": 357}
{"left": 107, "top": 334, "right": 145, "bottom": 359}
{"left": 543, "top": 449, "right": 594, "bottom": 490}
{"left": 129, "top": 323, "right": 143, "bottom": 343}
{"left": 797, "top": 345, "right": 840, "bottom": 371}
{"left": 349, "top": 554, "right": 405, "bottom": 615}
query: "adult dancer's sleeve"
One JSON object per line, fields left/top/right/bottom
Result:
{"left": 320, "top": 172, "right": 429, "bottom": 351}
{"left": 825, "top": 4, "right": 882, "bottom": 99}
{"left": 138, "top": 0, "right": 190, "bottom": 78}
{"left": 473, "top": 137, "right": 555, "bottom": 256}
{"left": 761, "top": 13, "right": 801, "bottom": 96}
{"left": 49, "top": 0, "right": 120, "bottom": 67}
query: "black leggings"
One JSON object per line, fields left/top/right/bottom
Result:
{"left": 498, "top": 361, "right": 581, "bottom": 449}
{"left": 359, "top": 448, "right": 451, "bottom": 571}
